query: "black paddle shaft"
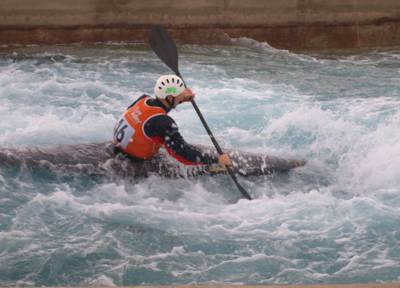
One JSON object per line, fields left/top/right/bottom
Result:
{"left": 189, "top": 98, "right": 251, "bottom": 200}
{"left": 189, "top": 98, "right": 223, "bottom": 153}
{"left": 149, "top": 25, "right": 252, "bottom": 200}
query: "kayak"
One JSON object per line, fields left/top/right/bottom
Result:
{"left": 0, "top": 142, "right": 305, "bottom": 179}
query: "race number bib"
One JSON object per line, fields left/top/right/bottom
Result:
{"left": 113, "top": 117, "right": 135, "bottom": 149}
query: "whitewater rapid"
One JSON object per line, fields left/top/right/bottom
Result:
{"left": 0, "top": 40, "right": 399, "bottom": 285}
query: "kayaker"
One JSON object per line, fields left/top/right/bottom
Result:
{"left": 113, "top": 74, "right": 232, "bottom": 168}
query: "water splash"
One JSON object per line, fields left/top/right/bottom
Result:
{"left": 0, "top": 41, "right": 399, "bottom": 285}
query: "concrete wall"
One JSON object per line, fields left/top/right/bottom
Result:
{"left": 1, "top": 0, "right": 400, "bottom": 50}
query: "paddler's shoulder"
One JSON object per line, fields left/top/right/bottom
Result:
{"left": 145, "top": 97, "right": 171, "bottom": 113}
{"left": 126, "top": 94, "right": 171, "bottom": 113}
{"left": 127, "top": 94, "right": 148, "bottom": 109}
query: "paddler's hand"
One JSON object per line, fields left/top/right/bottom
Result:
{"left": 218, "top": 153, "right": 232, "bottom": 167}
{"left": 176, "top": 88, "right": 195, "bottom": 104}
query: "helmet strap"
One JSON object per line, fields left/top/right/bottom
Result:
{"left": 166, "top": 96, "right": 175, "bottom": 109}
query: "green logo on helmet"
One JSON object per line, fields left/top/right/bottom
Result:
{"left": 166, "top": 87, "right": 177, "bottom": 94}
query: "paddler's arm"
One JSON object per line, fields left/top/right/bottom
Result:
{"left": 145, "top": 115, "right": 218, "bottom": 165}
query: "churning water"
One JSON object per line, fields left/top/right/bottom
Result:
{"left": 0, "top": 39, "right": 399, "bottom": 286}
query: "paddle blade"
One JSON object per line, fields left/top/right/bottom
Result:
{"left": 149, "top": 25, "right": 180, "bottom": 75}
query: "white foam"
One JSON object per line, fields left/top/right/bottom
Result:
{"left": 230, "top": 37, "right": 320, "bottom": 63}
{"left": 88, "top": 275, "right": 116, "bottom": 286}
{"left": 1, "top": 44, "right": 400, "bottom": 285}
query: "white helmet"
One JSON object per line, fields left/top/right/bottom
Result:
{"left": 154, "top": 74, "right": 185, "bottom": 99}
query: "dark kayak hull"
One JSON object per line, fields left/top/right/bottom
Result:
{"left": 0, "top": 142, "right": 305, "bottom": 179}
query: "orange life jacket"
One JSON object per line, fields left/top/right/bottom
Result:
{"left": 113, "top": 96, "right": 166, "bottom": 159}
